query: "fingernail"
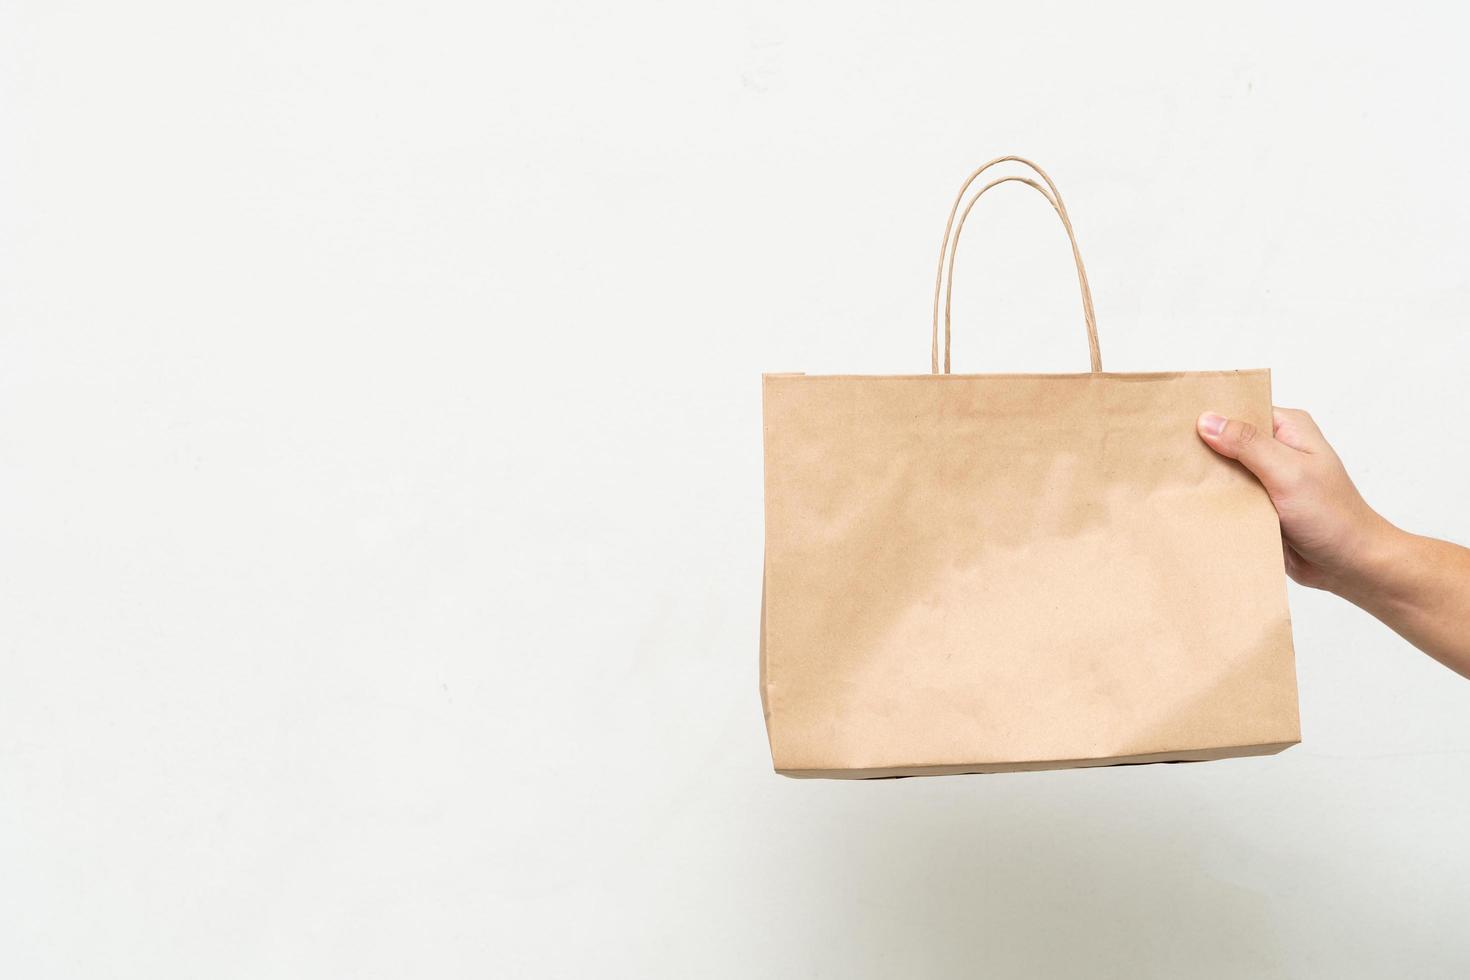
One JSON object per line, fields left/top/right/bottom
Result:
{"left": 1198, "top": 412, "right": 1227, "bottom": 437}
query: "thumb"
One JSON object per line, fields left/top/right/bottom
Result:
{"left": 1197, "top": 412, "right": 1296, "bottom": 489}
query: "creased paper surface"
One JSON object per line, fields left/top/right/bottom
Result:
{"left": 760, "top": 370, "right": 1299, "bottom": 778}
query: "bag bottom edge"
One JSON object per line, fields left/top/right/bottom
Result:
{"left": 775, "top": 740, "right": 1300, "bottom": 779}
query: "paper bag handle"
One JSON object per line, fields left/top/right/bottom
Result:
{"left": 930, "top": 157, "right": 1102, "bottom": 374}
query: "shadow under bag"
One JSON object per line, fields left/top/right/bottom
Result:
{"left": 759, "top": 157, "right": 1300, "bottom": 778}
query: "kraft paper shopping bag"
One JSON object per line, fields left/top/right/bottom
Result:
{"left": 760, "top": 156, "right": 1299, "bottom": 778}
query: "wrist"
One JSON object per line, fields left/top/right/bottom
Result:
{"left": 1328, "top": 514, "right": 1412, "bottom": 606}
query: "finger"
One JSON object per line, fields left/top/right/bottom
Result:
{"left": 1282, "top": 540, "right": 1319, "bottom": 588}
{"left": 1282, "top": 539, "right": 1299, "bottom": 578}
{"left": 1197, "top": 412, "right": 1300, "bottom": 489}
{"left": 1271, "top": 406, "right": 1330, "bottom": 453}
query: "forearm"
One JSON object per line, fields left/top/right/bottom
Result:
{"left": 1334, "top": 525, "right": 1470, "bottom": 678}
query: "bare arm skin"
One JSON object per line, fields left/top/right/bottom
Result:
{"left": 1197, "top": 408, "right": 1470, "bottom": 679}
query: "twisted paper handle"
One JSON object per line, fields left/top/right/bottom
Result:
{"left": 930, "top": 157, "right": 1102, "bottom": 374}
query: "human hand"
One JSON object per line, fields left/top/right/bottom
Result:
{"left": 1196, "top": 408, "right": 1394, "bottom": 595}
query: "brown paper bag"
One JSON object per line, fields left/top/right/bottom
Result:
{"left": 760, "top": 157, "right": 1299, "bottom": 778}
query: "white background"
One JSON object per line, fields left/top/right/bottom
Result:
{"left": 3, "top": 2, "right": 1469, "bottom": 977}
